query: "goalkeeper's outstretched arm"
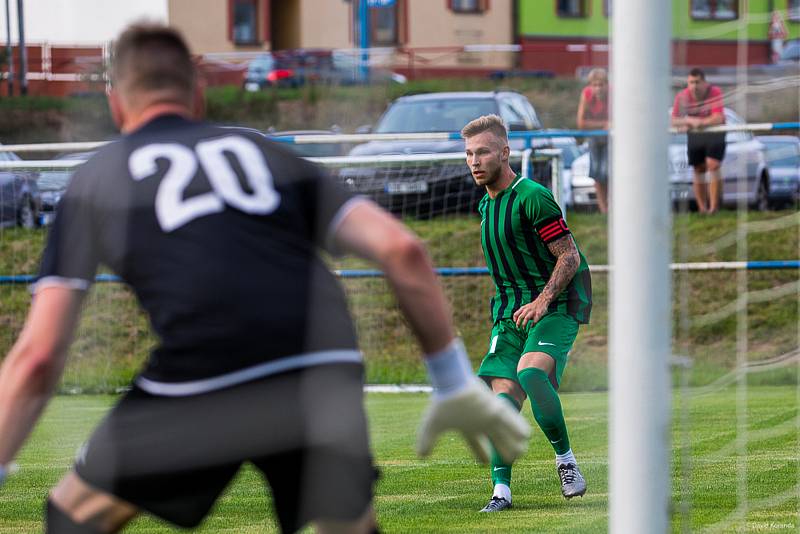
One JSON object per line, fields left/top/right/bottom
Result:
{"left": 333, "top": 200, "right": 530, "bottom": 464}
{"left": 0, "top": 286, "right": 84, "bottom": 485}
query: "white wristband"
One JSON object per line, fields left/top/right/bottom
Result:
{"left": 423, "top": 338, "right": 474, "bottom": 397}
{"left": 0, "top": 462, "right": 18, "bottom": 487}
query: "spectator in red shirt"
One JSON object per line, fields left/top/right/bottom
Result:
{"left": 576, "top": 68, "right": 610, "bottom": 214}
{"left": 671, "top": 68, "right": 726, "bottom": 214}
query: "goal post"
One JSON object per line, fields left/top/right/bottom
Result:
{"left": 610, "top": 1, "right": 672, "bottom": 533}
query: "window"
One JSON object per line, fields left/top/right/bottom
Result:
{"left": 498, "top": 98, "right": 528, "bottom": 130}
{"left": 557, "top": 0, "right": 587, "bottom": 18}
{"left": 374, "top": 99, "right": 498, "bottom": 134}
{"left": 790, "top": 0, "right": 800, "bottom": 22}
{"left": 449, "top": 0, "right": 488, "bottom": 13}
{"left": 691, "top": 0, "right": 738, "bottom": 21}
{"left": 372, "top": 4, "right": 398, "bottom": 45}
{"left": 233, "top": 0, "right": 259, "bottom": 45}
{"left": 352, "top": 0, "right": 406, "bottom": 47}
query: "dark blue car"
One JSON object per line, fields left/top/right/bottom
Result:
{"left": 0, "top": 148, "right": 42, "bottom": 228}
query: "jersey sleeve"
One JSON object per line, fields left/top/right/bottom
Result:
{"left": 671, "top": 91, "right": 685, "bottom": 117}
{"left": 303, "top": 160, "right": 361, "bottom": 254}
{"left": 34, "top": 166, "right": 100, "bottom": 293}
{"left": 708, "top": 86, "right": 724, "bottom": 116}
{"left": 521, "top": 185, "right": 572, "bottom": 244}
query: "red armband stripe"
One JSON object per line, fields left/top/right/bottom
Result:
{"left": 537, "top": 217, "right": 571, "bottom": 242}
{"left": 540, "top": 225, "right": 563, "bottom": 236}
{"left": 540, "top": 220, "right": 562, "bottom": 233}
{"left": 540, "top": 229, "right": 566, "bottom": 241}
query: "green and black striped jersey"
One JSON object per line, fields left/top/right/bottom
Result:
{"left": 478, "top": 176, "right": 592, "bottom": 324}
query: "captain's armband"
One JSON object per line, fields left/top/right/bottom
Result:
{"left": 535, "top": 216, "right": 571, "bottom": 244}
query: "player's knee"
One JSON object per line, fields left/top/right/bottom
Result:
{"left": 693, "top": 164, "right": 707, "bottom": 173}
{"left": 489, "top": 377, "right": 525, "bottom": 404}
{"left": 45, "top": 499, "right": 103, "bottom": 534}
{"left": 517, "top": 366, "right": 549, "bottom": 386}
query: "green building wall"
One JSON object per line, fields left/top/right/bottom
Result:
{"left": 519, "top": 0, "right": 800, "bottom": 41}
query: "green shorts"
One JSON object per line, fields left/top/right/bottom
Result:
{"left": 477, "top": 312, "right": 579, "bottom": 388}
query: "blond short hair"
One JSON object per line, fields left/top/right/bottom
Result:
{"left": 460, "top": 114, "right": 508, "bottom": 143}
{"left": 587, "top": 68, "right": 608, "bottom": 83}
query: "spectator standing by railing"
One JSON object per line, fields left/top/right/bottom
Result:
{"left": 671, "top": 67, "right": 726, "bottom": 215}
{"left": 576, "top": 68, "right": 610, "bottom": 214}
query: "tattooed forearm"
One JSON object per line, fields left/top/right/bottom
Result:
{"left": 540, "top": 235, "right": 580, "bottom": 304}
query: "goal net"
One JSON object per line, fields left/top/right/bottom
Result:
{"left": 0, "top": 146, "right": 563, "bottom": 392}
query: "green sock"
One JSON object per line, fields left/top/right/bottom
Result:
{"left": 517, "top": 367, "right": 571, "bottom": 455}
{"left": 490, "top": 393, "right": 521, "bottom": 487}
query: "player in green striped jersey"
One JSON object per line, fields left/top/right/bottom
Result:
{"left": 462, "top": 115, "right": 592, "bottom": 512}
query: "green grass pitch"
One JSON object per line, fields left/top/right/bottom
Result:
{"left": 1, "top": 386, "right": 797, "bottom": 533}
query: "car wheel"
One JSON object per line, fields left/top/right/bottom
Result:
{"left": 754, "top": 178, "right": 769, "bottom": 212}
{"left": 17, "top": 197, "right": 37, "bottom": 229}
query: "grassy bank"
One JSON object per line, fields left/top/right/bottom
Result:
{"left": 0, "top": 76, "right": 797, "bottom": 144}
{"left": 1, "top": 210, "right": 797, "bottom": 392}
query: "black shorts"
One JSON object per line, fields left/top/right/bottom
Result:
{"left": 74, "top": 363, "right": 376, "bottom": 533}
{"left": 687, "top": 132, "right": 726, "bottom": 167}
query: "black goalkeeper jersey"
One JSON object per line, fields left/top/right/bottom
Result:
{"left": 37, "top": 115, "right": 362, "bottom": 395}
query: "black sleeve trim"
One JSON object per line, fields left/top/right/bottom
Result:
{"left": 535, "top": 216, "right": 571, "bottom": 244}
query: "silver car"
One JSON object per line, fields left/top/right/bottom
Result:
{"left": 756, "top": 135, "right": 800, "bottom": 208}
{"left": 669, "top": 108, "right": 771, "bottom": 210}
{"left": 570, "top": 108, "right": 772, "bottom": 211}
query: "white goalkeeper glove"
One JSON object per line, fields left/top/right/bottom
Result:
{"left": 417, "top": 339, "right": 531, "bottom": 464}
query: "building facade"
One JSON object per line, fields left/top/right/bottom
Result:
{"left": 172, "top": 0, "right": 800, "bottom": 79}
{"left": 519, "top": 0, "right": 800, "bottom": 76}
{"left": 169, "top": 0, "right": 516, "bottom": 78}
{"left": 4, "top": 1, "right": 798, "bottom": 96}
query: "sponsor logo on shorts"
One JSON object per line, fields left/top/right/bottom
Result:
{"left": 538, "top": 341, "right": 556, "bottom": 347}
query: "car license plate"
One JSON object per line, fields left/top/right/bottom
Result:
{"left": 386, "top": 181, "right": 428, "bottom": 194}
{"left": 244, "top": 82, "right": 260, "bottom": 92}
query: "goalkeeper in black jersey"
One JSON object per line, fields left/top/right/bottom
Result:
{"left": 0, "top": 25, "right": 530, "bottom": 534}
{"left": 462, "top": 115, "right": 592, "bottom": 512}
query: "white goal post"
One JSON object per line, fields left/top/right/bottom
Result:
{"left": 610, "top": 1, "right": 672, "bottom": 533}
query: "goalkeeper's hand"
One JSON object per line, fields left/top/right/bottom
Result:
{"left": 416, "top": 377, "right": 531, "bottom": 464}
{"left": 417, "top": 339, "right": 531, "bottom": 464}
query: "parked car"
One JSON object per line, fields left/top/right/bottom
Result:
{"left": 757, "top": 135, "right": 800, "bottom": 207}
{"left": 0, "top": 147, "right": 42, "bottom": 228}
{"left": 243, "top": 50, "right": 405, "bottom": 91}
{"left": 339, "top": 91, "right": 552, "bottom": 217}
{"left": 546, "top": 137, "right": 586, "bottom": 209}
{"left": 566, "top": 143, "right": 596, "bottom": 210}
{"left": 243, "top": 53, "right": 298, "bottom": 90}
{"left": 570, "top": 108, "right": 772, "bottom": 211}
{"left": 328, "top": 50, "right": 407, "bottom": 85}
{"left": 778, "top": 38, "right": 800, "bottom": 64}
{"left": 37, "top": 151, "right": 94, "bottom": 225}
